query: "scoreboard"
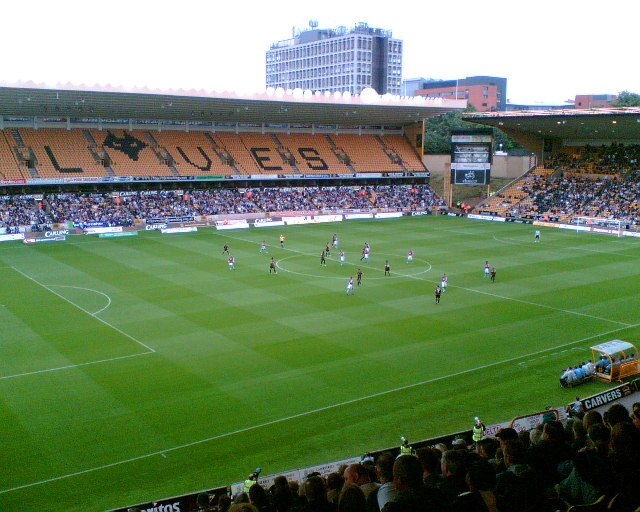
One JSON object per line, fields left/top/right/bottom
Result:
{"left": 450, "top": 129, "right": 493, "bottom": 185}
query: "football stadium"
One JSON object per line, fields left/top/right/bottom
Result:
{"left": 1, "top": 85, "right": 640, "bottom": 512}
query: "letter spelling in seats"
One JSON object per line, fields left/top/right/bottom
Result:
{"left": 102, "top": 131, "right": 147, "bottom": 161}
{"left": 251, "top": 148, "right": 282, "bottom": 171}
{"left": 176, "top": 147, "right": 212, "bottom": 171}
{"left": 298, "top": 148, "right": 328, "bottom": 171}
{"left": 44, "top": 146, "right": 83, "bottom": 173}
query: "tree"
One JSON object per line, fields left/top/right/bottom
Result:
{"left": 423, "top": 108, "right": 523, "bottom": 154}
{"left": 611, "top": 91, "right": 640, "bottom": 107}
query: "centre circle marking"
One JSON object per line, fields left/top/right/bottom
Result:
{"left": 275, "top": 252, "right": 432, "bottom": 280}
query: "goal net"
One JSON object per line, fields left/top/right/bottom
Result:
{"left": 573, "top": 216, "right": 624, "bottom": 237}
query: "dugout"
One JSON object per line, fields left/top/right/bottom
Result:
{"left": 591, "top": 340, "right": 640, "bottom": 383}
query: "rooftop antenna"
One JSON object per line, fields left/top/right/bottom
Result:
{"left": 309, "top": 19, "right": 318, "bottom": 29}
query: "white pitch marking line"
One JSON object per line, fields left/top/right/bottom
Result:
{"left": 492, "top": 235, "right": 640, "bottom": 257}
{"left": 517, "top": 346, "right": 583, "bottom": 367}
{"left": 46, "top": 285, "right": 112, "bottom": 316}
{"left": 10, "top": 266, "right": 156, "bottom": 353}
{"left": 275, "top": 253, "right": 432, "bottom": 280}
{"left": 1, "top": 322, "right": 637, "bottom": 496}
{"left": 0, "top": 352, "right": 152, "bottom": 380}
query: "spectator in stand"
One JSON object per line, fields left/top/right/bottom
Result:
{"left": 605, "top": 403, "right": 632, "bottom": 427}
{"left": 451, "top": 457, "right": 498, "bottom": 512}
{"left": 291, "top": 475, "right": 337, "bottom": 512}
{"left": 555, "top": 449, "right": 610, "bottom": 507}
{"left": 381, "top": 455, "right": 442, "bottom": 512}
{"left": 416, "top": 447, "right": 444, "bottom": 491}
{"left": 343, "top": 464, "right": 379, "bottom": 501}
{"left": 218, "top": 494, "right": 232, "bottom": 512}
{"left": 581, "top": 410, "right": 603, "bottom": 433}
{"left": 438, "top": 449, "right": 469, "bottom": 504}
{"left": 632, "top": 402, "right": 640, "bottom": 431}
{"left": 607, "top": 421, "right": 640, "bottom": 509}
{"left": 325, "top": 472, "right": 344, "bottom": 505}
{"left": 229, "top": 504, "right": 259, "bottom": 512}
{"left": 475, "top": 437, "right": 498, "bottom": 462}
{"left": 585, "top": 422, "right": 610, "bottom": 458}
{"left": 372, "top": 452, "right": 397, "bottom": 511}
{"left": 527, "top": 421, "right": 572, "bottom": 490}
{"left": 495, "top": 439, "right": 543, "bottom": 512}
{"left": 528, "top": 427, "right": 543, "bottom": 447}
{"left": 337, "top": 483, "right": 367, "bottom": 512}
{"left": 249, "top": 484, "right": 274, "bottom": 512}
{"left": 195, "top": 492, "right": 214, "bottom": 511}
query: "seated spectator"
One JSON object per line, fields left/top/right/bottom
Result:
{"left": 337, "top": 483, "right": 366, "bottom": 512}
{"left": 438, "top": 449, "right": 469, "bottom": 503}
{"left": 555, "top": 449, "right": 610, "bottom": 506}
{"left": 581, "top": 410, "right": 603, "bottom": 433}
{"left": 250, "top": 484, "right": 274, "bottom": 512}
{"left": 230, "top": 504, "right": 259, "bottom": 512}
{"left": 343, "top": 463, "right": 379, "bottom": 501}
{"left": 607, "top": 421, "right": 640, "bottom": 509}
{"left": 382, "top": 455, "right": 444, "bottom": 512}
{"left": 416, "top": 447, "right": 444, "bottom": 491}
{"left": 495, "top": 439, "right": 543, "bottom": 512}
{"left": 632, "top": 402, "right": 640, "bottom": 432}
{"left": 325, "top": 472, "right": 344, "bottom": 505}
{"left": 292, "top": 475, "right": 337, "bottom": 512}
{"left": 605, "top": 403, "right": 631, "bottom": 427}
{"left": 218, "top": 495, "right": 232, "bottom": 512}
{"left": 527, "top": 420, "right": 572, "bottom": 489}
{"left": 373, "top": 452, "right": 397, "bottom": 511}
{"left": 450, "top": 457, "right": 498, "bottom": 512}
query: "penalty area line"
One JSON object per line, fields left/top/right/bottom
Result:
{"left": 10, "top": 266, "right": 156, "bottom": 353}
{"left": 0, "top": 352, "right": 153, "bottom": 380}
{"left": 1, "top": 321, "right": 637, "bottom": 495}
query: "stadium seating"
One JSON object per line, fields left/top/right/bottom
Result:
{"left": 90, "top": 129, "right": 173, "bottom": 176}
{"left": 0, "top": 130, "right": 25, "bottom": 179}
{"left": 18, "top": 129, "right": 108, "bottom": 178}
{"left": 0, "top": 129, "right": 426, "bottom": 179}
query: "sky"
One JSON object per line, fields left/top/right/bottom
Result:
{"left": 2, "top": 0, "right": 637, "bottom": 105}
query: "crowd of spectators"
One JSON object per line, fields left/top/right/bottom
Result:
{"left": 515, "top": 171, "right": 640, "bottom": 225}
{"left": 543, "top": 144, "right": 640, "bottom": 175}
{"left": 484, "top": 143, "right": 640, "bottom": 225}
{"left": 0, "top": 195, "right": 49, "bottom": 232}
{"left": 0, "top": 185, "right": 446, "bottom": 231}
{"left": 187, "top": 402, "right": 640, "bottom": 512}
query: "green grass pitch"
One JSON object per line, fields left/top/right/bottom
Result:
{"left": 0, "top": 215, "right": 639, "bottom": 511}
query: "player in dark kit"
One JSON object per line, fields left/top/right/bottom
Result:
{"left": 384, "top": 260, "right": 390, "bottom": 276}
{"left": 356, "top": 268, "right": 363, "bottom": 286}
{"left": 222, "top": 243, "right": 229, "bottom": 254}
{"left": 435, "top": 285, "right": 442, "bottom": 304}
{"left": 269, "top": 257, "right": 277, "bottom": 274}
{"left": 490, "top": 267, "right": 496, "bottom": 282}
{"left": 320, "top": 251, "right": 326, "bottom": 266}
{"left": 325, "top": 242, "right": 331, "bottom": 257}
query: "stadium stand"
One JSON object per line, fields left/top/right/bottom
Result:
{"left": 90, "top": 129, "right": 174, "bottom": 177}
{"left": 18, "top": 128, "right": 108, "bottom": 178}
{"left": 0, "top": 130, "right": 25, "bottom": 179}
{"left": 0, "top": 129, "right": 427, "bottom": 179}
{"left": 476, "top": 144, "right": 640, "bottom": 228}
{"left": 0, "top": 185, "right": 445, "bottom": 230}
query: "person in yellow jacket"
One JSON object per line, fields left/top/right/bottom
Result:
{"left": 243, "top": 467, "right": 262, "bottom": 493}
{"left": 472, "top": 416, "right": 486, "bottom": 444}
{"left": 398, "top": 436, "right": 415, "bottom": 457}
